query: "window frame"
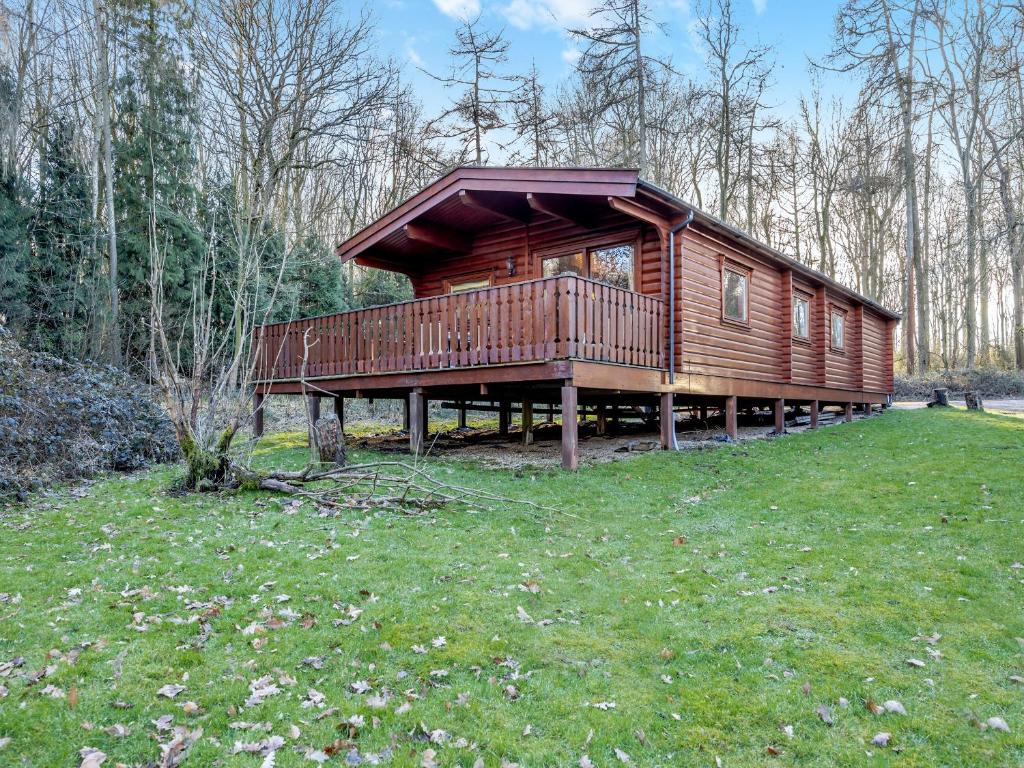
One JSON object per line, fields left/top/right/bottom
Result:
{"left": 792, "top": 291, "right": 812, "bottom": 342}
{"left": 830, "top": 307, "right": 847, "bottom": 352}
{"left": 720, "top": 258, "right": 752, "bottom": 328}
{"left": 444, "top": 270, "right": 494, "bottom": 294}
{"left": 533, "top": 230, "right": 641, "bottom": 291}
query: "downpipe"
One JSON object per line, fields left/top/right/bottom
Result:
{"left": 667, "top": 210, "right": 695, "bottom": 451}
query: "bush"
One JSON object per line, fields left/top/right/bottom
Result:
{"left": 0, "top": 327, "right": 179, "bottom": 501}
{"left": 895, "top": 367, "right": 1024, "bottom": 400}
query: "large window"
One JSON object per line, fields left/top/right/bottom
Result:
{"left": 831, "top": 310, "right": 846, "bottom": 350}
{"left": 540, "top": 242, "right": 635, "bottom": 290}
{"left": 722, "top": 265, "right": 749, "bottom": 324}
{"left": 793, "top": 294, "right": 810, "bottom": 339}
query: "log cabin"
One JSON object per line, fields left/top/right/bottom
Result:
{"left": 251, "top": 166, "right": 898, "bottom": 469}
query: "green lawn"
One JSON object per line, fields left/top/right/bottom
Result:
{"left": 1, "top": 409, "right": 1022, "bottom": 767}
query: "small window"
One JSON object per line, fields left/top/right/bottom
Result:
{"left": 722, "top": 266, "right": 749, "bottom": 324}
{"left": 831, "top": 310, "right": 846, "bottom": 350}
{"left": 449, "top": 277, "right": 491, "bottom": 293}
{"left": 542, "top": 251, "right": 585, "bottom": 278}
{"left": 589, "top": 244, "right": 634, "bottom": 290}
{"left": 793, "top": 295, "right": 809, "bottom": 339}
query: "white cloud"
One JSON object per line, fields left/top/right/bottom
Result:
{"left": 561, "top": 47, "right": 582, "bottom": 64}
{"left": 752, "top": 0, "right": 767, "bottom": 14}
{"left": 432, "top": 0, "right": 481, "bottom": 20}
{"left": 500, "top": 0, "right": 598, "bottom": 31}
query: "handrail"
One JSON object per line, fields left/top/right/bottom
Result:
{"left": 253, "top": 275, "right": 665, "bottom": 381}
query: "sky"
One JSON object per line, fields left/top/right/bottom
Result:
{"left": 372, "top": 0, "right": 851, "bottom": 131}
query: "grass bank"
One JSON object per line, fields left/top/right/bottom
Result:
{"left": 1, "top": 409, "right": 1022, "bottom": 766}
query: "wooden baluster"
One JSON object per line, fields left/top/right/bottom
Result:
{"left": 543, "top": 279, "right": 556, "bottom": 358}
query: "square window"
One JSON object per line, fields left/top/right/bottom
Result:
{"left": 589, "top": 244, "right": 634, "bottom": 290}
{"left": 793, "top": 295, "right": 809, "bottom": 339}
{"left": 542, "top": 252, "right": 585, "bottom": 278}
{"left": 723, "top": 267, "right": 749, "bottom": 323}
{"left": 831, "top": 311, "right": 845, "bottom": 350}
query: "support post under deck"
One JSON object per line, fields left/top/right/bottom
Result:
{"left": 334, "top": 396, "right": 344, "bottom": 432}
{"left": 561, "top": 386, "right": 578, "bottom": 471}
{"left": 409, "top": 389, "right": 425, "bottom": 455}
{"left": 253, "top": 391, "right": 265, "bottom": 438}
{"left": 809, "top": 400, "right": 819, "bottom": 429}
{"left": 773, "top": 398, "right": 785, "bottom": 434}
{"left": 845, "top": 402, "right": 854, "bottom": 422}
{"left": 725, "top": 396, "right": 738, "bottom": 441}
{"left": 522, "top": 399, "right": 534, "bottom": 445}
{"left": 660, "top": 392, "right": 674, "bottom": 450}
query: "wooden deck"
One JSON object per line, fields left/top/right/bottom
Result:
{"left": 253, "top": 275, "right": 666, "bottom": 382}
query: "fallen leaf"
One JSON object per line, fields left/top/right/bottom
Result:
{"left": 986, "top": 716, "right": 1010, "bottom": 733}
{"left": 816, "top": 704, "right": 834, "bottom": 726}
{"left": 906, "top": 658, "right": 926, "bottom": 668}
{"left": 780, "top": 724, "right": 794, "bottom": 739}
{"left": 79, "top": 747, "right": 106, "bottom": 768}
{"left": 614, "top": 747, "right": 631, "bottom": 763}
{"left": 579, "top": 756, "right": 594, "bottom": 768}
{"left": 871, "top": 732, "right": 891, "bottom": 747}
{"left": 516, "top": 606, "right": 534, "bottom": 624}
{"left": 157, "top": 684, "right": 185, "bottom": 699}
{"left": 883, "top": 700, "right": 907, "bottom": 716}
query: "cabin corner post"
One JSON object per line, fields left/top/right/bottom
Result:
{"left": 725, "top": 395, "right": 738, "bottom": 440}
{"left": 252, "top": 390, "right": 265, "bottom": 438}
{"left": 773, "top": 398, "right": 785, "bottom": 434}
{"left": 809, "top": 400, "right": 820, "bottom": 429}
{"left": 560, "top": 385, "right": 579, "bottom": 471}
{"left": 409, "top": 389, "right": 426, "bottom": 455}
{"left": 660, "top": 392, "right": 674, "bottom": 449}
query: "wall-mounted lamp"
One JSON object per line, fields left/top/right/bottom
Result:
{"left": 506, "top": 255, "right": 517, "bottom": 277}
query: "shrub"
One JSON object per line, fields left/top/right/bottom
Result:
{"left": 895, "top": 367, "right": 1024, "bottom": 400}
{"left": 0, "top": 327, "right": 179, "bottom": 501}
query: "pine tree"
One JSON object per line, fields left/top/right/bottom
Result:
{"left": 28, "top": 117, "right": 96, "bottom": 356}
{"left": 112, "top": 0, "right": 203, "bottom": 368}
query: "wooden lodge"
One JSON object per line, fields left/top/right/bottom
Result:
{"left": 251, "top": 166, "right": 898, "bottom": 469}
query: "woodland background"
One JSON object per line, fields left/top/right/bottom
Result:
{"left": 0, "top": 0, "right": 1022, "bottom": 377}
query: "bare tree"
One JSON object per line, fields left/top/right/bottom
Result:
{"left": 424, "top": 14, "right": 516, "bottom": 166}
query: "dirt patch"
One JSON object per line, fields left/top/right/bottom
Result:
{"left": 347, "top": 407, "right": 881, "bottom": 469}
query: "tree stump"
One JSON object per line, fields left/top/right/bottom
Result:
{"left": 314, "top": 417, "right": 346, "bottom": 466}
{"left": 964, "top": 391, "right": 984, "bottom": 411}
{"left": 927, "top": 388, "right": 949, "bottom": 407}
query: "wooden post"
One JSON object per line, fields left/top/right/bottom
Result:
{"left": 860, "top": 402, "right": 872, "bottom": 415}
{"left": 409, "top": 389, "right": 425, "bottom": 455}
{"left": 699, "top": 404, "right": 708, "bottom": 422}
{"left": 725, "top": 396, "right": 738, "bottom": 441}
{"left": 809, "top": 400, "right": 819, "bottom": 429}
{"left": 307, "top": 395, "right": 321, "bottom": 448}
{"left": 522, "top": 399, "right": 534, "bottom": 445}
{"left": 596, "top": 404, "right": 607, "bottom": 436}
{"left": 457, "top": 403, "right": 467, "bottom": 429}
{"left": 499, "top": 400, "right": 511, "bottom": 436}
{"left": 845, "top": 402, "right": 854, "bottom": 422}
{"left": 660, "top": 392, "right": 674, "bottom": 450}
{"left": 253, "top": 391, "right": 265, "bottom": 438}
{"left": 546, "top": 404, "right": 554, "bottom": 423}
{"left": 332, "top": 396, "right": 344, "bottom": 435}
{"left": 773, "top": 398, "right": 785, "bottom": 434}
{"left": 561, "top": 385, "right": 578, "bottom": 471}
{"left": 402, "top": 396, "right": 411, "bottom": 431}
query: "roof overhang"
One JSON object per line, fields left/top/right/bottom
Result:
{"left": 334, "top": 165, "right": 900, "bottom": 322}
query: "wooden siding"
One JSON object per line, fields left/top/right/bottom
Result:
{"left": 410, "top": 210, "right": 664, "bottom": 300}
{"left": 676, "top": 224, "right": 786, "bottom": 382}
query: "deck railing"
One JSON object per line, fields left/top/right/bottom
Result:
{"left": 252, "top": 274, "right": 665, "bottom": 381}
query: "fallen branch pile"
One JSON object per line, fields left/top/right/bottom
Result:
{"left": 233, "top": 460, "right": 559, "bottom": 517}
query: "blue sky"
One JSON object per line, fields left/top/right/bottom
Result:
{"left": 373, "top": 0, "right": 849, "bottom": 123}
